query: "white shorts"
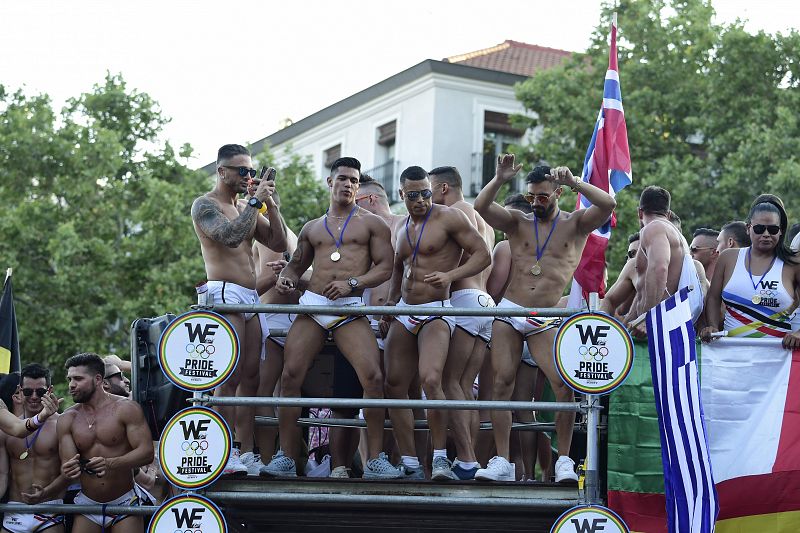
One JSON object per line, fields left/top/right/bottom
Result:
{"left": 450, "top": 289, "right": 495, "bottom": 342}
{"left": 297, "top": 290, "right": 365, "bottom": 331}
{"left": 74, "top": 489, "right": 140, "bottom": 528}
{"left": 493, "top": 297, "right": 558, "bottom": 338}
{"left": 521, "top": 343, "right": 538, "bottom": 367}
{"left": 395, "top": 299, "right": 455, "bottom": 336}
{"left": 370, "top": 318, "right": 385, "bottom": 351}
{"left": 208, "top": 280, "right": 268, "bottom": 359}
{"left": 264, "top": 312, "right": 293, "bottom": 350}
{"left": 2, "top": 500, "right": 64, "bottom": 533}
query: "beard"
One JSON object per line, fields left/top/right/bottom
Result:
{"left": 108, "top": 383, "right": 128, "bottom": 398}
{"left": 71, "top": 383, "right": 96, "bottom": 404}
{"left": 533, "top": 202, "right": 556, "bottom": 219}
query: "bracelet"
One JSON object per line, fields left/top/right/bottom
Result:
{"left": 258, "top": 203, "right": 268, "bottom": 215}
{"left": 32, "top": 414, "right": 42, "bottom": 427}
{"left": 25, "top": 418, "right": 34, "bottom": 432}
{"left": 571, "top": 181, "right": 581, "bottom": 193}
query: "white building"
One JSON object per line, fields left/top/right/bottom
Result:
{"left": 203, "top": 41, "right": 570, "bottom": 201}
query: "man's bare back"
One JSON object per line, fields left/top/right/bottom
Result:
{"left": 449, "top": 199, "right": 494, "bottom": 292}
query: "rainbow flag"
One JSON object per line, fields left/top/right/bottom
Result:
{"left": 608, "top": 338, "right": 800, "bottom": 532}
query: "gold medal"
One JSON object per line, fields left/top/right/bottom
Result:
{"left": 330, "top": 250, "right": 341, "bottom": 262}
{"left": 752, "top": 294, "right": 762, "bottom": 305}
{"left": 19, "top": 450, "right": 28, "bottom": 460}
{"left": 530, "top": 263, "right": 542, "bottom": 276}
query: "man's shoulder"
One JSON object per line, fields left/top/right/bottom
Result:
{"left": 112, "top": 397, "right": 146, "bottom": 419}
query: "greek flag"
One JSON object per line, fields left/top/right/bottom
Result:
{"left": 646, "top": 287, "right": 718, "bottom": 532}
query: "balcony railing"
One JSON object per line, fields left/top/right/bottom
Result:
{"left": 364, "top": 159, "right": 400, "bottom": 203}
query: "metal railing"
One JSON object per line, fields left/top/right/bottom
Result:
{"left": 364, "top": 159, "right": 399, "bottom": 202}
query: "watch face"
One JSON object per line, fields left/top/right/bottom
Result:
{"left": 348, "top": 278, "right": 358, "bottom": 287}
{"left": 249, "top": 197, "right": 259, "bottom": 206}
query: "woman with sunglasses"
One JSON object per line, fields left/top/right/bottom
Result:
{"left": 700, "top": 195, "right": 800, "bottom": 347}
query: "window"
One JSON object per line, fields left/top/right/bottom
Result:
{"left": 323, "top": 144, "right": 341, "bottom": 173}
{"left": 480, "top": 111, "right": 524, "bottom": 191}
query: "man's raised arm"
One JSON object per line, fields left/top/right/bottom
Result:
{"left": 474, "top": 154, "right": 522, "bottom": 235}
{"left": 548, "top": 167, "right": 616, "bottom": 235}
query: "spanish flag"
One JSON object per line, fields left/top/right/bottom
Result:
{"left": 0, "top": 270, "right": 20, "bottom": 374}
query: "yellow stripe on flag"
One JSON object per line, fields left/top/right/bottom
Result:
{"left": 716, "top": 510, "right": 800, "bottom": 533}
{"left": 0, "top": 346, "right": 9, "bottom": 374}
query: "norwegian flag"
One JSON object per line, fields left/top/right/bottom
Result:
{"left": 569, "top": 14, "right": 632, "bottom": 304}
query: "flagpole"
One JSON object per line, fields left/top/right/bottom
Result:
{"left": 4, "top": 268, "right": 10, "bottom": 285}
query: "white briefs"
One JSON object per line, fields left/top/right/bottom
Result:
{"left": 450, "top": 289, "right": 495, "bottom": 342}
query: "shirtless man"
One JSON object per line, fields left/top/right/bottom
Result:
{"left": 0, "top": 364, "right": 66, "bottom": 533}
{"left": 383, "top": 165, "right": 491, "bottom": 480}
{"left": 623, "top": 186, "right": 705, "bottom": 335}
{"left": 103, "top": 364, "right": 130, "bottom": 399}
{"left": 262, "top": 157, "right": 400, "bottom": 479}
{"left": 191, "top": 144, "right": 287, "bottom": 474}
{"left": 599, "top": 233, "right": 640, "bottom": 318}
{"left": 690, "top": 228, "right": 720, "bottom": 281}
{"left": 428, "top": 165, "right": 495, "bottom": 480}
{"left": 473, "top": 155, "right": 615, "bottom": 483}
{"left": 58, "top": 353, "right": 154, "bottom": 533}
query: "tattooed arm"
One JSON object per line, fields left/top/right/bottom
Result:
{"left": 276, "top": 222, "right": 315, "bottom": 293}
{"left": 191, "top": 196, "right": 257, "bottom": 248}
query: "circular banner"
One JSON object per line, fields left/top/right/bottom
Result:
{"left": 159, "top": 406, "right": 231, "bottom": 489}
{"left": 551, "top": 505, "right": 629, "bottom": 533}
{"left": 148, "top": 494, "right": 227, "bottom": 533}
{"left": 553, "top": 312, "right": 634, "bottom": 395}
{"left": 158, "top": 310, "right": 239, "bottom": 392}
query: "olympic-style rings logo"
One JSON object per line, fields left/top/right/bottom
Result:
{"left": 579, "top": 345, "right": 609, "bottom": 361}
{"left": 184, "top": 344, "right": 214, "bottom": 358}
{"left": 477, "top": 294, "right": 495, "bottom": 308}
{"left": 181, "top": 440, "right": 209, "bottom": 455}
{"left": 173, "top": 530, "right": 202, "bottom": 533}
{"left": 760, "top": 289, "right": 776, "bottom": 298}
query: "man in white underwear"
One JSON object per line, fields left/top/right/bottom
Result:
{"left": 383, "top": 165, "right": 491, "bottom": 480}
{"left": 191, "top": 143, "right": 287, "bottom": 473}
{"left": 58, "top": 353, "right": 153, "bottom": 533}
{"left": 263, "top": 157, "right": 400, "bottom": 479}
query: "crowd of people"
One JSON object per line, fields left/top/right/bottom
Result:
{"left": 187, "top": 143, "right": 800, "bottom": 487}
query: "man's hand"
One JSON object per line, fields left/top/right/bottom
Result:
{"left": 783, "top": 330, "right": 800, "bottom": 349}
{"left": 423, "top": 271, "right": 452, "bottom": 289}
{"left": 495, "top": 154, "right": 523, "bottom": 183}
{"left": 62, "top": 454, "right": 82, "bottom": 480}
{"left": 628, "top": 321, "right": 647, "bottom": 339}
{"left": 20, "top": 484, "right": 45, "bottom": 504}
{"left": 322, "top": 280, "right": 352, "bottom": 300}
{"left": 252, "top": 168, "right": 277, "bottom": 202}
{"left": 546, "top": 166, "right": 580, "bottom": 189}
{"left": 85, "top": 456, "right": 109, "bottom": 478}
{"left": 38, "top": 392, "right": 61, "bottom": 421}
{"left": 699, "top": 326, "right": 720, "bottom": 344}
{"left": 276, "top": 276, "right": 296, "bottom": 295}
{"left": 267, "top": 259, "right": 288, "bottom": 276}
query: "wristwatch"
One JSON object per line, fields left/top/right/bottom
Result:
{"left": 347, "top": 277, "right": 359, "bottom": 291}
{"left": 248, "top": 197, "right": 263, "bottom": 210}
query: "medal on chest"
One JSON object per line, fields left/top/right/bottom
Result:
{"left": 404, "top": 206, "right": 434, "bottom": 282}
{"left": 20, "top": 423, "right": 43, "bottom": 460}
{"left": 531, "top": 211, "right": 559, "bottom": 276}
{"left": 324, "top": 206, "right": 359, "bottom": 263}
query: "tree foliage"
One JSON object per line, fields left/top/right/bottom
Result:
{"left": 513, "top": 0, "right": 800, "bottom": 278}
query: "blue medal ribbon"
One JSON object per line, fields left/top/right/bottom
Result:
{"left": 405, "top": 205, "right": 435, "bottom": 267}
{"left": 534, "top": 209, "right": 561, "bottom": 262}
{"left": 324, "top": 205, "right": 359, "bottom": 252}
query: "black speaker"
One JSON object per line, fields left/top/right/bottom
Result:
{"left": 130, "top": 313, "right": 190, "bottom": 441}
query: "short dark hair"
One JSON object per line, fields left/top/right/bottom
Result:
{"left": 639, "top": 186, "right": 671, "bottom": 216}
{"left": 400, "top": 166, "right": 428, "bottom": 184}
{"left": 787, "top": 223, "right": 800, "bottom": 244}
{"left": 216, "top": 144, "right": 250, "bottom": 166}
{"left": 720, "top": 221, "right": 750, "bottom": 247}
{"left": 503, "top": 193, "right": 533, "bottom": 214}
{"left": 428, "top": 166, "right": 462, "bottom": 189}
{"left": 359, "top": 173, "right": 373, "bottom": 184}
{"left": 525, "top": 166, "right": 551, "bottom": 184}
{"left": 21, "top": 363, "right": 50, "bottom": 387}
{"left": 628, "top": 232, "right": 640, "bottom": 244}
{"left": 359, "top": 178, "right": 388, "bottom": 200}
{"left": 65, "top": 352, "right": 105, "bottom": 379}
{"left": 692, "top": 228, "right": 719, "bottom": 240}
{"left": 330, "top": 157, "right": 361, "bottom": 176}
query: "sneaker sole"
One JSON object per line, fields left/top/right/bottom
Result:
{"left": 362, "top": 472, "right": 403, "bottom": 480}
{"left": 260, "top": 471, "right": 297, "bottom": 478}
{"left": 474, "top": 472, "right": 514, "bottom": 482}
{"left": 431, "top": 470, "right": 458, "bottom": 480}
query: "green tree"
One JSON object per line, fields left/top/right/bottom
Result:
{"left": 513, "top": 0, "right": 800, "bottom": 279}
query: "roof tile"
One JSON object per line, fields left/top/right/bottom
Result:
{"left": 445, "top": 40, "right": 571, "bottom": 77}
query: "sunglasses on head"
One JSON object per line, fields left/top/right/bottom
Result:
{"left": 752, "top": 224, "right": 780, "bottom": 235}
{"left": 22, "top": 387, "right": 47, "bottom": 397}
{"left": 523, "top": 193, "right": 552, "bottom": 203}
{"left": 222, "top": 165, "right": 257, "bottom": 178}
{"left": 404, "top": 189, "right": 433, "bottom": 200}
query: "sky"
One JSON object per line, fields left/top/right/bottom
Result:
{"left": 1, "top": 0, "right": 797, "bottom": 167}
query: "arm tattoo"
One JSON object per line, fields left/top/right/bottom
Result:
{"left": 289, "top": 241, "right": 304, "bottom": 266}
{"left": 192, "top": 197, "right": 257, "bottom": 248}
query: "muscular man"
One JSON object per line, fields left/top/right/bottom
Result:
{"left": 623, "top": 186, "right": 704, "bottom": 334}
{"left": 58, "top": 353, "right": 154, "bottom": 533}
{"left": 428, "top": 165, "right": 495, "bottom": 480}
{"left": 473, "top": 156, "right": 615, "bottom": 483}
{"left": 0, "top": 364, "right": 66, "bottom": 533}
{"left": 262, "top": 157, "right": 400, "bottom": 479}
{"left": 383, "top": 165, "right": 490, "bottom": 481}
{"left": 103, "top": 364, "right": 130, "bottom": 399}
{"left": 599, "top": 233, "right": 640, "bottom": 318}
{"left": 690, "top": 228, "right": 720, "bottom": 281}
{"left": 191, "top": 144, "right": 287, "bottom": 474}
{"left": 716, "top": 221, "right": 750, "bottom": 253}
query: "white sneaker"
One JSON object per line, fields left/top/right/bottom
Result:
{"left": 329, "top": 465, "right": 350, "bottom": 478}
{"left": 554, "top": 456, "right": 578, "bottom": 482}
{"left": 239, "top": 451, "right": 265, "bottom": 477}
{"left": 223, "top": 448, "right": 248, "bottom": 476}
{"left": 474, "top": 456, "right": 514, "bottom": 482}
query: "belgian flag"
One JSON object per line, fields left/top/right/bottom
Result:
{"left": 0, "top": 269, "right": 20, "bottom": 374}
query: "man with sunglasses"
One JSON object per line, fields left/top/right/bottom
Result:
{"left": 0, "top": 364, "right": 67, "bottom": 533}
{"left": 103, "top": 364, "right": 130, "bottom": 399}
{"left": 191, "top": 143, "right": 288, "bottom": 475}
{"left": 599, "top": 233, "right": 640, "bottom": 319}
{"left": 473, "top": 155, "right": 615, "bottom": 483}
{"left": 690, "top": 228, "right": 720, "bottom": 281}
{"left": 427, "top": 165, "right": 495, "bottom": 480}
{"left": 382, "top": 165, "right": 491, "bottom": 481}
{"left": 265, "top": 157, "right": 401, "bottom": 479}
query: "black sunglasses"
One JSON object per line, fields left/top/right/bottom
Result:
{"left": 404, "top": 189, "right": 433, "bottom": 200}
{"left": 105, "top": 372, "right": 123, "bottom": 381}
{"left": 752, "top": 224, "right": 780, "bottom": 235}
{"left": 22, "top": 387, "right": 47, "bottom": 397}
{"left": 222, "top": 165, "right": 257, "bottom": 178}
